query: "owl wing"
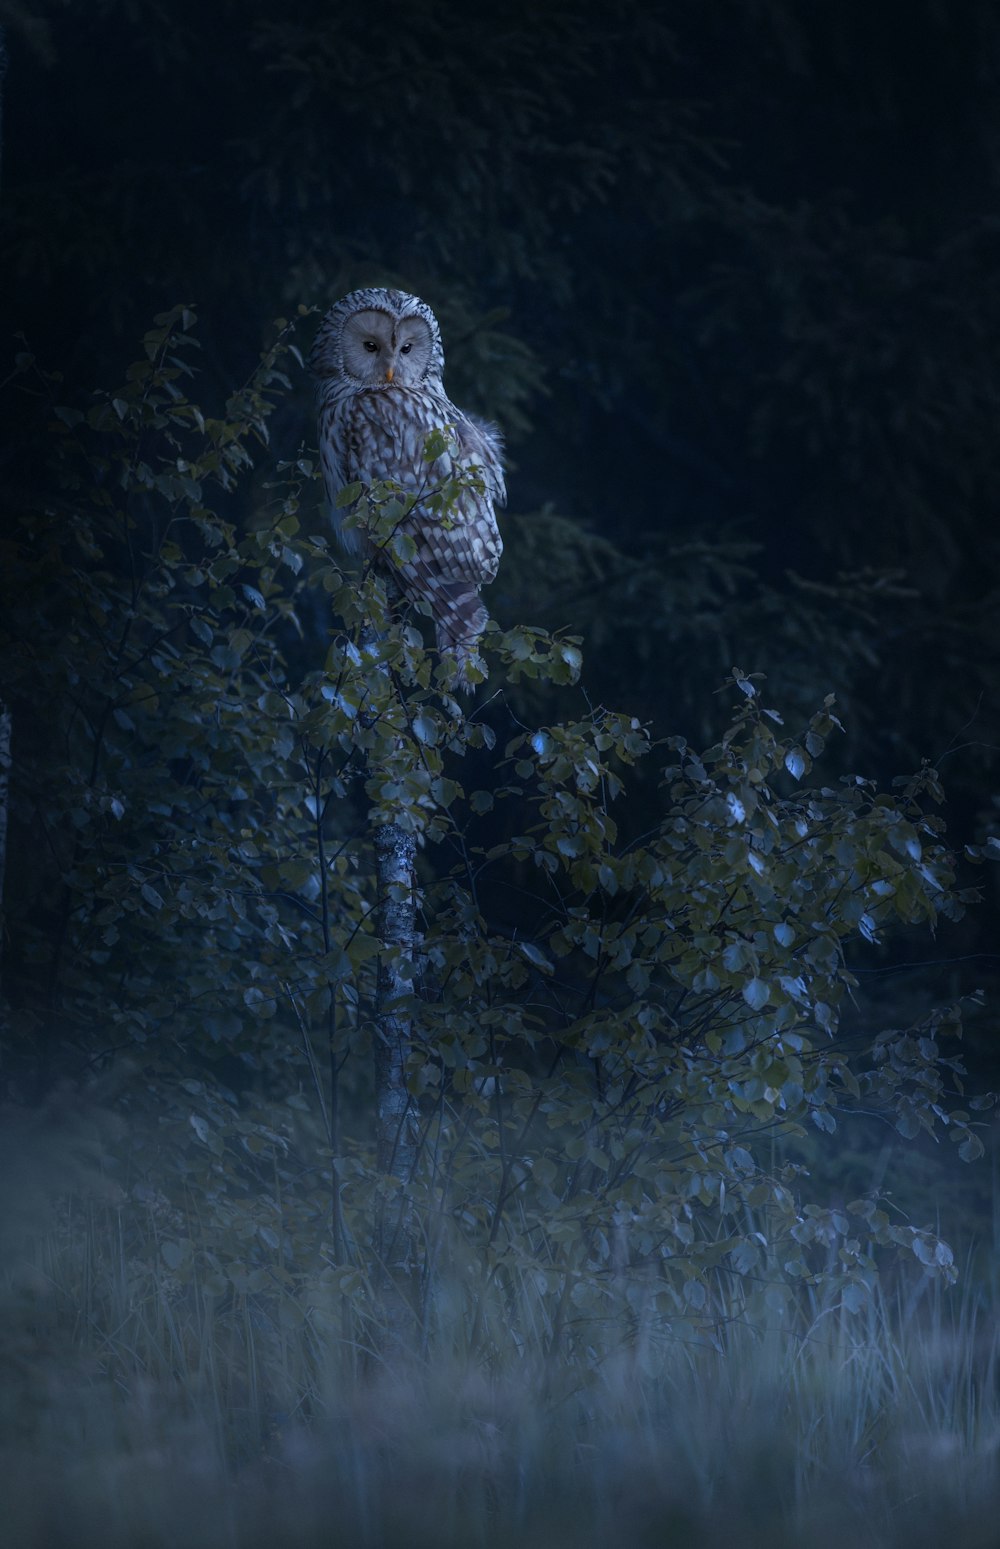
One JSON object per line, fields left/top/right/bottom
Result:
{"left": 453, "top": 412, "right": 507, "bottom": 507}
{"left": 396, "top": 517, "right": 497, "bottom": 680}
{"left": 387, "top": 398, "right": 504, "bottom": 663}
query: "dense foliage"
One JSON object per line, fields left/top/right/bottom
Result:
{"left": 1, "top": 313, "right": 991, "bottom": 1362}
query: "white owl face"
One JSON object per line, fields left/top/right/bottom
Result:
{"left": 309, "top": 287, "right": 446, "bottom": 391}
{"left": 340, "top": 307, "right": 437, "bottom": 390}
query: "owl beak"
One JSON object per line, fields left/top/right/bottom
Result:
{"left": 384, "top": 365, "right": 395, "bottom": 383}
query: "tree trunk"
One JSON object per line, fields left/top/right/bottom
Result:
{"left": 355, "top": 614, "right": 422, "bottom": 1326}
{"left": 372, "top": 819, "right": 420, "bottom": 1281}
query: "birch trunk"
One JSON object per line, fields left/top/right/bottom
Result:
{"left": 356, "top": 610, "right": 422, "bottom": 1310}
{"left": 372, "top": 819, "right": 420, "bottom": 1281}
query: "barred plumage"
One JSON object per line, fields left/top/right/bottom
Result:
{"left": 310, "top": 288, "right": 505, "bottom": 690}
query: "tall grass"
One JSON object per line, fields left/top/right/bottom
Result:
{"left": 2, "top": 1141, "right": 999, "bottom": 1549}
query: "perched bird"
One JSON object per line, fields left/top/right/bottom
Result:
{"left": 310, "top": 286, "right": 505, "bottom": 689}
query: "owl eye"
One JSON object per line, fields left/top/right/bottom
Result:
{"left": 400, "top": 342, "right": 413, "bottom": 355}
{"left": 363, "top": 340, "right": 379, "bottom": 353}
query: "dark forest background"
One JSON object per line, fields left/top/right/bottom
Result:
{"left": 2, "top": 5, "right": 1000, "bottom": 1543}
{"left": 4, "top": 0, "right": 998, "bottom": 1054}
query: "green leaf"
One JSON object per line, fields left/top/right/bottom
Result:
{"left": 161, "top": 1240, "right": 190, "bottom": 1270}
{"left": 412, "top": 712, "right": 438, "bottom": 746}
{"left": 784, "top": 748, "right": 809, "bottom": 780}
{"left": 336, "top": 481, "right": 363, "bottom": 507}
{"left": 742, "top": 975, "right": 770, "bottom": 1010}
{"left": 682, "top": 1277, "right": 707, "bottom": 1310}
{"left": 557, "top": 642, "right": 583, "bottom": 677}
{"left": 520, "top": 942, "right": 554, "bottom": 973}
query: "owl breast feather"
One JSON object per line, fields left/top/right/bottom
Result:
{"left": 322, "top": 384, "right": 504, "bottom": 562}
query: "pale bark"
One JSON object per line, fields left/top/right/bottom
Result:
{"left": 373, "top": 820, "right": 420, "bottom": 1275}
{"left": 352, "top": 614, "right": 423, "bottom": 1311}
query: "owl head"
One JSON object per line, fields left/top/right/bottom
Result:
{"left": 309, "top": 287, "right": 445, "bottom": 391}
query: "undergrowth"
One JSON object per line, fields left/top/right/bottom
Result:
{"left": 2, "top": 1134, "right": 998, "bottom": 1549}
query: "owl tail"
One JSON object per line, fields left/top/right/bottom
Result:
{"left": 435, "top": 590, "right": 489, "bottom": 694}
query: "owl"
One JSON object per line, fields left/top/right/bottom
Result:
{"left": 309, "top": 287, "right": 505, "bottom": 690}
